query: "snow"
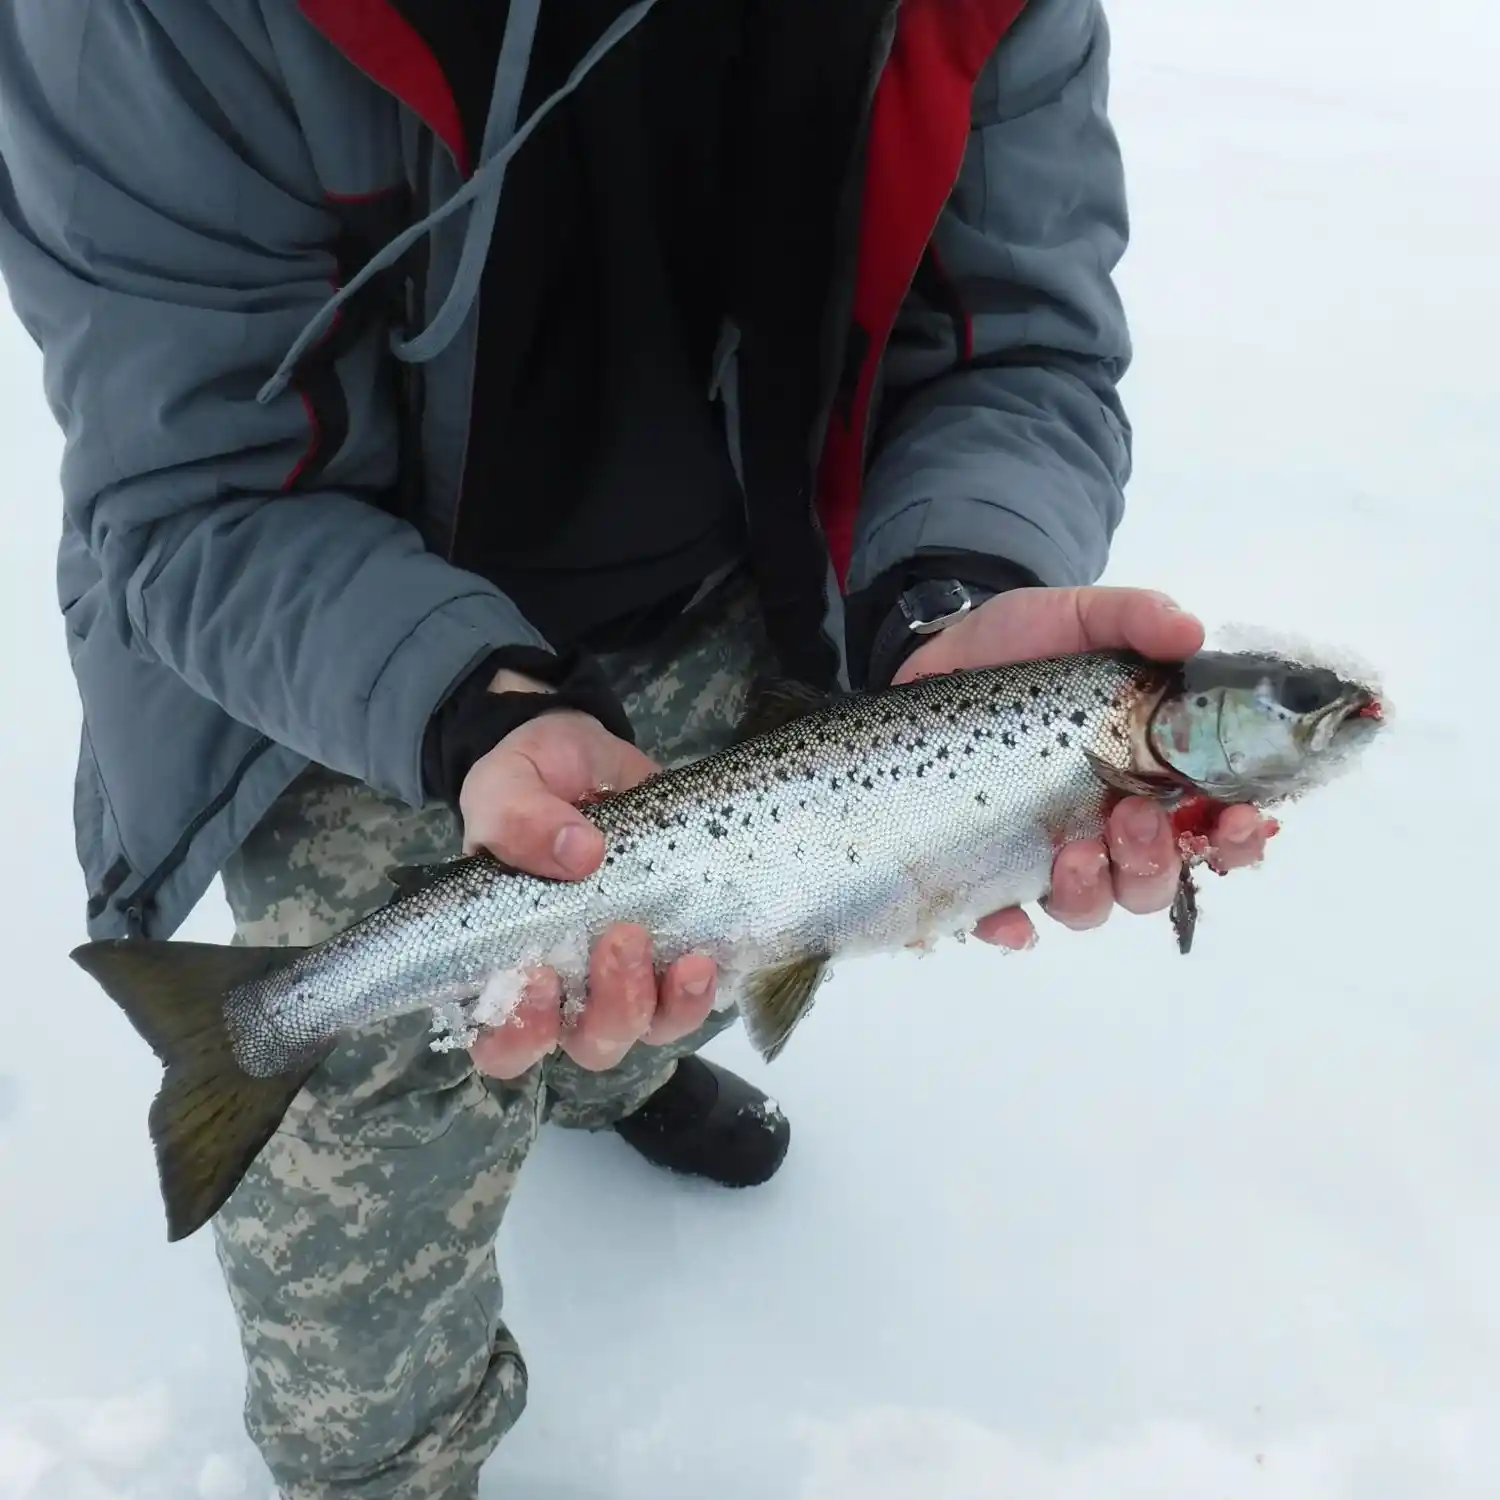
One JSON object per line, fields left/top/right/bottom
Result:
{"left": 1, "top": 1, "right": 1495, "bottom": 1495}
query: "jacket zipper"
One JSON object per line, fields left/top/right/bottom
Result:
{"left": 120, "top": 735, "right": 275, "bottom": 937}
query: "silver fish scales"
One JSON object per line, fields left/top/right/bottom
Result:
{"left": 229, "top": 651, "right": 1146, "bottom": 1078}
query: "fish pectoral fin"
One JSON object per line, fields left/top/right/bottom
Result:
{"left": 740, "top": 951, "right": 830, "bottom": 1062}
{"left": 70, "top": 938, "right": 328, "bottom": 1243}
{"left": 1083, "top": 749, "right": 1181, "bottom": 801}
{"left": 1170, "top": 865, "right": 1200, "bottom": 955}
{"left": 735, "top": 677, "right": 838, "bottom": 742}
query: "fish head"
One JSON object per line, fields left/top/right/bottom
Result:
{"left": 1143, "top": 650, "right": 1385, "bottom": 806}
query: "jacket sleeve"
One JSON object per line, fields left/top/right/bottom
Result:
{"left": 848, "top": 0, "right": 1132, "bottom": 652}
{"left": 0, "top": 1, "right": 548, "bottom": 808}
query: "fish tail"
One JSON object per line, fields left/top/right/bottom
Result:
{"left": 70, "top": 937, "right": 327, "bottom": 1242}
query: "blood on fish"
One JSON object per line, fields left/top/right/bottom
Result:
{"left": 1171, "top": 793, "right": 1226, "bottom": 865}
{"left": 1171, "top": 794, "right": 1223, "bottom": 844}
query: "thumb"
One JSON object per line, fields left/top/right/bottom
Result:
{"left": 461, "top": 714, "right": 657, "bottom": 880}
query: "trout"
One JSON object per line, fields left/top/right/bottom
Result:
{"left": 72, "top": 645, "right": 1384, "bottom": 1240}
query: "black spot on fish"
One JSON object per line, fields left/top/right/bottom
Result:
{"left": 862, "top": 776, "right": 874, "bottom": 790}
{"left": 1001, "top": 732, "right": 1016, "bottom": 748}
{"left": 936, "top": 745, "right": 950, "bottom": 761}
{"left": 1029, "top": 684, "right": 1042, "bottom": 698}
{"left": 1058, "top": 732, "right": 1071, "bottom": 748}
{"left": 976, "top": 791, "right": 988, "bottom": 806}
{"left": 1070, "top": 708, "right": 1088, "bottom": 727}
{"left": 1039, "top": 746, "right": 1051, "bottom": 759}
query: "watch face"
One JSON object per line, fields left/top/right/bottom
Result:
{"left": 901, "top": 580, "right": 972, "bottom": 634}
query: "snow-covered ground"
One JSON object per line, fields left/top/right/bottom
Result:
{"left": 2, "top": 2, "right": 1494, "bottom": 1495}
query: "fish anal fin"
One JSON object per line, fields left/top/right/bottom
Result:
{"left": 740, "top": 951, "right": 830, "bottom": 1062}
{"left": 69, "top": 937, "right": 329, "bottom": 1242}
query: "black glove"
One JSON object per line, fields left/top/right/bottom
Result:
{"left": 421, "top": 645, "right": 635, "bottom": 811}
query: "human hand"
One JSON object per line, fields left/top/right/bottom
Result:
{"left": 893, "top": 587, "right": 1277, "bottom": 948}
{"left": 459, "top": 679, "right": 717, "bottom": 1078}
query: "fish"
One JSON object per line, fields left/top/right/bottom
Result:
{"left": 71, "top": 644, "right": 1384, "bottom": 1241}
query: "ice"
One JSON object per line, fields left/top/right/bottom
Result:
{"left": 1, "top": 1, "right": 1495, "bottom": 1495}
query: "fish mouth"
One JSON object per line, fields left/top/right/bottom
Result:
{"left": 1306, "top": 690, "right": 1383, "bottom": 753}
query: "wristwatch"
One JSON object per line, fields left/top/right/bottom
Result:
{"left": 897, "top": 578, "right": 976, "bottom": 635}
{"left": 867, "top": 577, "right": 986, "bottom": 688}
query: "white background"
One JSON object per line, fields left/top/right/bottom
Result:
{"left": 1, "top": 1, "right": 1495, "bottom": 1495}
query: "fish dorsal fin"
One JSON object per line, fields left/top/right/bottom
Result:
{"left": 384, "top": 861, "right": 459, "bottom": 897}
{"left": 735, "top": 678, "right": 834, "bottom": 742}
{"left": 1083, "top": 749, "right": 1181, "bottom": 801}
{"left": 739, "top": 951, "right": 830, "bottom": 1062}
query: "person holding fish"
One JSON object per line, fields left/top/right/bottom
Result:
{"left": 0, "top": 1, "right": 1347, "bottom": 1496}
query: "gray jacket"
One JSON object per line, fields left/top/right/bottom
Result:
{"left": 0, "top": 0, "right": 1132, "bottom": 940}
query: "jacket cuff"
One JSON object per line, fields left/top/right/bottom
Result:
{"left": 851, "top": 552, "right": 1042, "bottom": 690}
{"left": 421, "top": 645, "right": 636, "bottom": 810}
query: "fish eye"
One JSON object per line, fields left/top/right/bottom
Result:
{"left": 1277, "top": 669, "right": 1344, "bottom": 717}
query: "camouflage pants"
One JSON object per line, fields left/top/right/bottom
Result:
{"left": 212, "top": 573, "right": 775, "bottom": 1499}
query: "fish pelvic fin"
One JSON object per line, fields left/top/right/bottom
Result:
{"left": 70, "top": 938, "right": 326, "bottom": 1242}
{"left": 740, "top": 951, "right": 830, "bottom": 1062}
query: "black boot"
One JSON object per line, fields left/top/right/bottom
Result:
{"left": 612, "top": 1057, "right": 790, "bottom": 1187}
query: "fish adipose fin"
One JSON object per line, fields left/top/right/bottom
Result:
{"left": 741, "top": 951, "right": 830, "bottom": 1062}
{"left": 70, "top": 938, "right": 326, "bottom": 1242}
